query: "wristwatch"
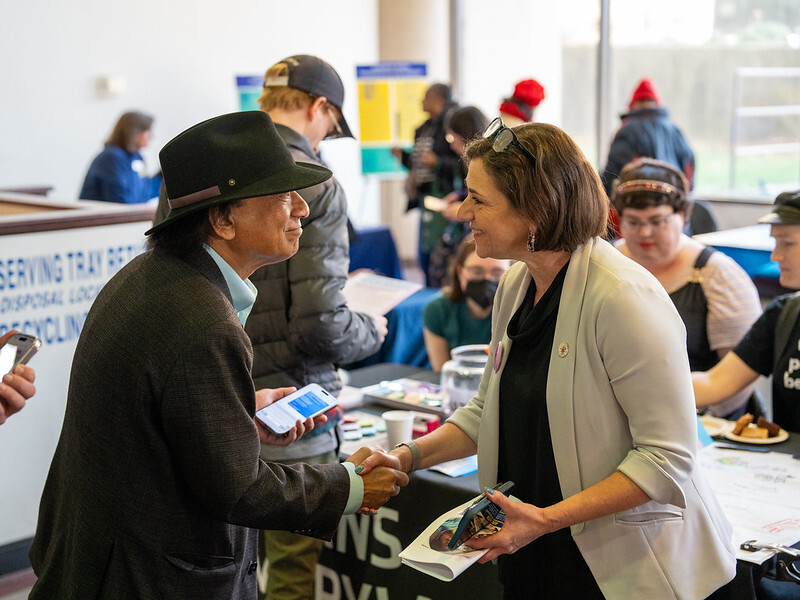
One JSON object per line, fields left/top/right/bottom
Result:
{"left": 394, "top": 440, "right": 421, "bottom": 472}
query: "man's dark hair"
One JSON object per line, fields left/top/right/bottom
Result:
{"left": 146, "top": 201, "right": 241, "bottom": 256}
{"left": 428, "top": 83, "right": 452, "bottom": 104}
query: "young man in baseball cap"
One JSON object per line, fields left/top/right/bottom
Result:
{"left": 693, "top": 189, "right": 800, "bottom": 434}
{"left": 254, "top": 56, "right": 388, "bottom": 599}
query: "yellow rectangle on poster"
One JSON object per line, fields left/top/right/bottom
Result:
{"left": 395, "top": 80, "right": 428, "bottom": 143}
{"left": 358, "top": 82, "right": 392, "bottom": 143}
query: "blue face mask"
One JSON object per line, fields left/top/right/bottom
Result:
{"left": 465, "top": 279, "right": 498, "bottom": 309}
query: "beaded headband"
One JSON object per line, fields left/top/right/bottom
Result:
{"left": 615, "top": 179, "right": 675, "bottom": 196}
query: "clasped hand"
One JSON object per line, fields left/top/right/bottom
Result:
{"left": 346, "top": 446, "right": 409, "bottom": 514}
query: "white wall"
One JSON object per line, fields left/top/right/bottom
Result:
{"left": 0, "top": 0, "right": 380, "bottom": 222}
{"left": 459, "top": 0, "right": 564, "bottom": 129}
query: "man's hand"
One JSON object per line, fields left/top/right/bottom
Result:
{"left": 0, "top": 330, "right": 36, "bottom": 425}
{"left": 371, "top": 315, "right": 388, "bottom": 344}
{"left": 419, "top": 150, "right": 437, "bottom": 168}
{"left": 254, "top": 387, "right": 327, "bottom": 446}
{"left": 345, "top": 446, "right": 409, "bottom": 513}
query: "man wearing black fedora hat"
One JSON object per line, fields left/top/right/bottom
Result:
{"left": 693, "top": 189, "right": 800, "bottom": 434}
{"left": 29, "top": 111, "right": 408, "bottom": 599}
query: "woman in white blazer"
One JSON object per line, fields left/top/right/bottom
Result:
{"left": 361, "top": 119, "right": 736, "bottom": 599}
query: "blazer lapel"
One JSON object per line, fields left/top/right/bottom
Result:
{"left": 547, "top": 239, "right": 596, "bottom": 521}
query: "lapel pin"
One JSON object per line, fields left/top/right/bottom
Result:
{"left": 494, "top": 341, "right": 503, "bottom": 372}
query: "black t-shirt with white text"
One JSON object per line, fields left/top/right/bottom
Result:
{"left": 733, "top": 293, "right": 800, "bottom": 432}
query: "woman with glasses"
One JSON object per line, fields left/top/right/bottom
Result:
{"left": 360, "top": 119, "right": 736, "bottom": 599}
{"left": 612, "top": 158, "right": 762, "bottom": 420}
{"left": 423, "top": 235, "right": 510, "bottom": 371}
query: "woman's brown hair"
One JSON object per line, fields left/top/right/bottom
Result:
{"left": 106, "top": 111, "right": 153, "bottom": 153}
{"left": 464, "top": 122, "right": 608, "bottom": 252}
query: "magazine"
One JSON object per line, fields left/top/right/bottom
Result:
{"left": 341, "top": 272, "right": 422, "bottom": 317}
{"left": 398, "top": 482, "right": 513, "bottom": 581}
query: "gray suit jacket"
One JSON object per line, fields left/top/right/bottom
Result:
{"left": 449, "top": 238, "right": 735, "bottom": 598}
{"left": 29, "top": 248, "right": 350, "bottom": 599}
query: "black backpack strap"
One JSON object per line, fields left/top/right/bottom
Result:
{"left": 775, "top": 291, "right": 800, "bottom": 362}
{"left": 694, "top": 245, "right": 716, "bottom": 269}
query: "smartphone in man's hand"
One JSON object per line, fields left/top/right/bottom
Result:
{"left": 255, "top": 383, "right": 338, "bottom": 435}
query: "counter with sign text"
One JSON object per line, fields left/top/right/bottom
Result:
{"left": 0, "top": 192, "right": 155, "bottom": 569}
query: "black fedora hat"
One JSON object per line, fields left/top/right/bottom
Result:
{"left": 758, "top": 190, "right": 800, "bottom": 226}
{"left": 146, "top": 111, "right": 331, "bottom": 235}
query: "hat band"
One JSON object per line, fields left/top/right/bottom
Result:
{"left": 616, "top": 180, "right": 675, "bottom": 196}
{"left": 169, "top": 185, "right": 221, "bottom": 210}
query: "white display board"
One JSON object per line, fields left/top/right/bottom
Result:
{"left": 0, "top": 222, "right": 148, "bottom": 546}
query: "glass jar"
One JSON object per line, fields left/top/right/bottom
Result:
{"left": 440, "top": 344, "right": 489, "bottom": 417}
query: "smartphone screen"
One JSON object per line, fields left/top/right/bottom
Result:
{"left": 256, "top": 384, "right": 338, "bottom": 435}
{"left": 0, "top": 344, "right": 17, "bottom": 375}
{"left": 0, "top": 334, "right": 41, "bottom": 375}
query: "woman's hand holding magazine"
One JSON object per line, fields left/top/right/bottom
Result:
{"left": 398, "top": 482, "right": 514, "bottom": 581}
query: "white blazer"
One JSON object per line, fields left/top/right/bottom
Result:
{"left": 448, "top": 237, "right": 735, "bottom": 599}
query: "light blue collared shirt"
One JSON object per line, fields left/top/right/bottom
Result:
{"left": 203, "top": 245, "right": 257, "bottom": 327}
{"left": 203, "top": 244, "right": 363, "bottom": 512}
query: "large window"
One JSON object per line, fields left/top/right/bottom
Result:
{"left": 561, "top": 0, "right": 800, "bottom": 197}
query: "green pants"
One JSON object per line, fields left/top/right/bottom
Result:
{"left": 258, "top": 449, "right": 338, "bottom": 600}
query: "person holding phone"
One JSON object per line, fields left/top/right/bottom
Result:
{"left": 359, "top": 119, "right": 735, "bottom": 598}
{"left": 29, "top": 111, "right": 408, "bottom": 600}
{"left": 248, "top": 55, "right": 388, "bottom": 600}
{"left": 0, "top": 330, "right": 37, "bottom": 425}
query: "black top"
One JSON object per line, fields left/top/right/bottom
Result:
{"left": 734, "top": 293, "right": 800, "bottom": 432}
{"left": 496, "top": 263, "right": 603, "bottom": 598}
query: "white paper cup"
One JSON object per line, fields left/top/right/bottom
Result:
{"left": 382, "top": 410, "right": 415, "bottom": 448}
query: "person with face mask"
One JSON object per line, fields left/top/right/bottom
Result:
{"left": 423, "top": 236, "right": 510, "bottom": 371}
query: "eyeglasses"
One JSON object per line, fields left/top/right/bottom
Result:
{"left": 483, "top": 117, "right": 537, "bottom": 167}
{"left": 325, "top": 104, "right": 343, "bottom": 138}
{"left": 620, "top": 213, "right": 677, "bottom": 232}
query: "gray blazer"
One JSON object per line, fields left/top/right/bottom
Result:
{"left": 449, "top": 238, "right": 735, "bottom": 599}
{"left": 29, "top": 248, "right": 350, "bottom": 599}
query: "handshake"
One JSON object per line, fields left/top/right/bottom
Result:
{"left": 345, "top": 445, "right": 410, "bottom": 514}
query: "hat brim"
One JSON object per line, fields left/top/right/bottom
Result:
{"left": 757, "top": 205, "right": 800, "bottom": 226}
{"left": 325, "top": 112, "right": 354, "bottom": 140}
{"left": 145, "top": 161, "right": 331, "bottom": 235}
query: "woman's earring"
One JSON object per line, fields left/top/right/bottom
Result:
{"left": 527, "top": 229, "right": 536, "bottom": 253}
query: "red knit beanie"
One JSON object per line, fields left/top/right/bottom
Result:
{"left": 628, "top": 78, "right": 660, "bottom": 108}
{"left": 499, "top": 78, "right": 545, "bottom": 122}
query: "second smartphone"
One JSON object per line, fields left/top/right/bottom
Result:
{"left": 0, "top": 333, "right": 41, "bottom": 375}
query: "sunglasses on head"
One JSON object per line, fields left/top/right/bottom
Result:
{"left": 483, "top": 117, "right": 537, "bottom": 167}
